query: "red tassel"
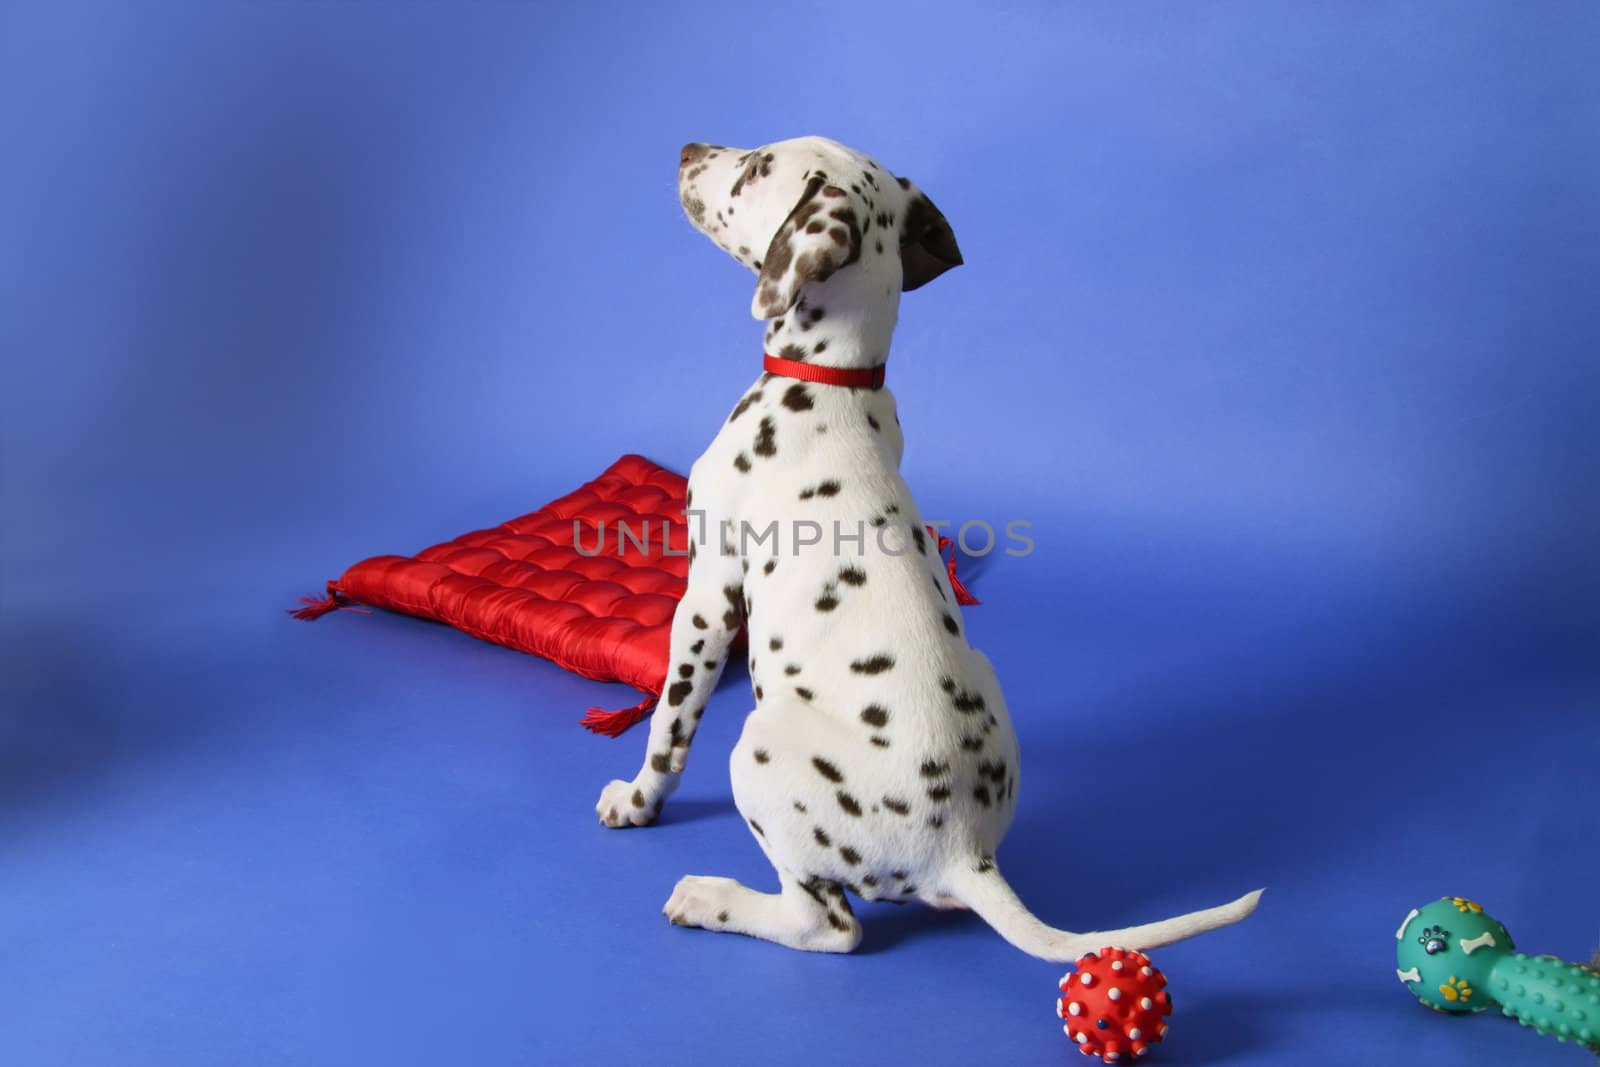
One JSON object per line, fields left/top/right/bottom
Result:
{"left": 932, "top": 531, "right": 981, "bottom": 606}
{"left": 580, "top": 693, "right": 658, "bottom": 737}
{"left": 287, "top": 581, "right": 370, "bottom": 620}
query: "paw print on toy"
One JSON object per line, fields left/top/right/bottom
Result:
{"left": 1417, "top": 925, "right": 1451, "bottom": 956}
{"left": 1438, "top": 976, "right": 1473, "bottom": 1004}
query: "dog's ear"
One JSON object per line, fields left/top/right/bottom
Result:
{"left": 751, "top": 176, "right": 863, "bottom": 319}
{"left": 898, "top": 185, "right": 963, "bottom": 291}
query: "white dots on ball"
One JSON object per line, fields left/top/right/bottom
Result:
{"left": 1112, "top": 960, "right": 1124, "bottom": 971}
{"left": 1067, "top": 1001, "right": 1083, "bottom": 1017}
{"left": 1140, "top": 966, "right": 1152, "bottom": 977}
{"left": 1075, "top": 1032, "right": 1088, "bottom": 1045}
{"left": 1140, "top": 996, "right": 1153, "bottom": 1010}
{"left": 1129, "top": 1028, "right": 1142, "bottom": 1040}
{"left": 1081, "top": 973, "right": 1096, "bottom": 986}
{"left": 1109, "top": 987, "right": 1123, "bottom": 1002}
{"left": 1159, "top": 1024, "right": 1169, "bottom": 1038}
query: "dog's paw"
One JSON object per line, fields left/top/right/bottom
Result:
{"left": 595, "top": 780, "right": 662, "bottom": 831}
{"left": 596, "top": 778, "right": 658, "bottom": 828}
{"left": 663, "top": 875, "right": 742, "bottom": 929}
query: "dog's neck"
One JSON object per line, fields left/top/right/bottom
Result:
{"left": 761, "top": 268, "right": 902, "bottom": 372}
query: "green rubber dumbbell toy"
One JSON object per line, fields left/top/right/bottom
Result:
{"left": 1396, "top": 897, "right": 1600, "bottom": 1052}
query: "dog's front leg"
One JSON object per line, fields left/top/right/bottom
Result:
{"left": 597, "top": 544, "right": 742, "bottom": 828}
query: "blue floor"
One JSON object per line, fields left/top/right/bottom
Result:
{"left": 3, "top": 2, "right": 1597, "bottom": 1063}
{"left": 3, "top": 509, "right": 1596, "bottom": 1065}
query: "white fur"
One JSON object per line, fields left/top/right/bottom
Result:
{"left": 597, "top": 136, "right": 1261, "bottom": 958}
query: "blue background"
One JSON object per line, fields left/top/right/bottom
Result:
{"left": 3, "top": 2, "right": 1597, "bottom": 1064}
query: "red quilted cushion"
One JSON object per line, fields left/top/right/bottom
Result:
{"left": 293, "top": 454, "right": 692, "bottom": 734}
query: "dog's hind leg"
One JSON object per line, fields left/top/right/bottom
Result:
{"left": 663, "top": 869, "right": 862, "bottom": 953}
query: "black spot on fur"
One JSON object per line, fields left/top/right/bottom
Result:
{"left": 733, "top": 452, "right": 751, "bottom": 473}
{"left": 784, "top": 663, "right": 801, "bottom": 676}
{"left": 690, "top": 639, "right": 704, "bottom": 654}
{"left": 975, "top": 855, "right": 996, "bottom": 873}
{"left": 795, "top": 687, "right": 814, "bottom": 701}
{"left": 754, "top": 685, "right": 764, "bottom": 701}
{"left": 650, "top": 753, "right": 670, "bottom": 774}
{"left": 769, "top": 637, "right": 783, "bottom": 651}
{"left": 926, "top": 785, "right": 951, "bottom": 802}
{"left": 816, "top": 480, "right": 841, "bottom": 497}
{"left": 870, "top": 736, "right": 890, "bottom": 747}
{"left": 667, "top": 681, "right": 692, "bottom": 707}
{"left": 973, "top": 786, "right": 991, "bottom": 807}
{"left": 839, "top": 846, "right": 861, "bottom": 865}
{"left": 692, "top": 614, "right": 708, "bottom": 629}
{"left": 749, "top": 819, "right": 765, "bottom": 836}
{"left": 728, "top": 390, "right": 762, "bottom": 422}
{"left": 850, "top": 654, "right": 895, "bottom": 675}
{"left": 882, "top": 797, "right": 910, "bottom": 815}
{"left": 753, "top": 749, "right": 769, "bottom": 764}
{"left": 811, "top": 757, "right": 843, "bottom": 782}
{"left": 781, "top": 383, "right": 814, "bottom": 411}
{"left": 978, "top": 760, "right": 1007, "bottom": 783}
{"left": 952, "top": 689, "right": 985, "bottom": 714}
{"left": 815, "top": 593, "right": 839, "bottom": 612}
{"left": 920, "top": 760, "right": 949, "bottom": 777}
{"left": 867, "top": 413, "right": 880, "bottom": 431}
{"left": 678, "top": 663, "right": 695, "bottom": 679}
{"left": 752, "top": 416, "right": 777, "bottom": 457}
{"left": 942, "top": 613, "right": 960, "bottom": 636}
{"left": 860, "top": 704, "right": 889, "bottom": 728}
{"left": 717, "top": 910, "right": 730, "bottom": 923}
{"left": 912, "top": 527, "right": 927, "bottom": 555}
{"left": 631, "top": 789, "right": 645, "bottom": 808}
{"left": 813, "top": 826, "right": 831, "bottom": 846}
{"left": 838, "top": 566, "right": 866, "bottom": 586}
{"left": 837, "top": 792, "right": 863, "bottom": 816}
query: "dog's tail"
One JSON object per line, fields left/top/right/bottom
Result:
{"left": 946, "top": 863, "right": 1262, "bottom": 963}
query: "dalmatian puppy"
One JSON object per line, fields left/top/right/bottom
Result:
{"left": 596, "top": 136, "right": 1261, "bottom": 958}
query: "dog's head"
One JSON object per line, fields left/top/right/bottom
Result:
{"left": 678, "top": 136, "right": 962, "bottom": 320}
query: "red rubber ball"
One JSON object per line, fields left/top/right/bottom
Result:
{"left": 1056, "top": 948, "right": 1173, "bottom": 1062}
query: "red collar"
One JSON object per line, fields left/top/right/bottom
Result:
{"left": 763, "top": 353, "right": 886, "bottom": 390}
